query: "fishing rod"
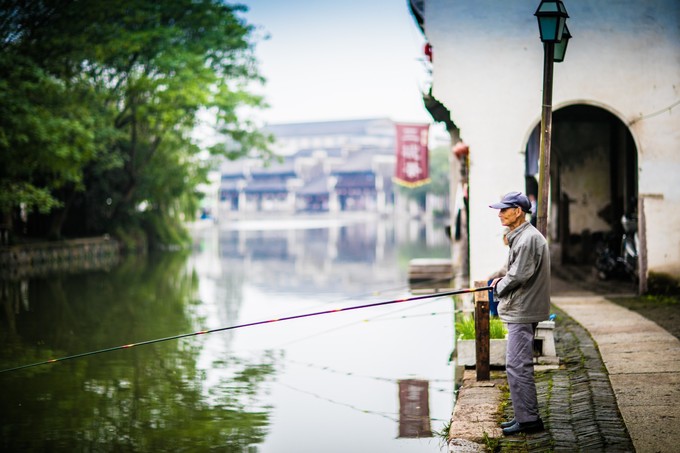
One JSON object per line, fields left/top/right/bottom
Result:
{"left": 278, "top": 296, "right": 460, "bottom": 348}
{"left": 0, "top": 285, "right": 493, "bottom": 375}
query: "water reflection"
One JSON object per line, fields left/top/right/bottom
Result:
{"left": 209, "top": 215, "right": 448, "bottom": 297}
{"left": 0, "top": 253, "right": 278, "bottom": 452}
{"left": 399, "top": 379, "right": 433, "bottom": 438}
{"left": 191, "top": 215, "right": 454, "bottom": 452}
{"left": 1, "top": 215, "right": 454, "bottom": 452}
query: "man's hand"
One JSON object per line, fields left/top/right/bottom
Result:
{"left": 491, "top": 277, "right": 503, "bottom": 288}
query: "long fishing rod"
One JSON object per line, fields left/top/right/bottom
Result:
{"left": 0, "top": 285, "right": 492, "bottom": 375}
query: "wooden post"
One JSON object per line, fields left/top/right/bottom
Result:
{"left": 474, "top": 281, "right": 490, "bottom": 380}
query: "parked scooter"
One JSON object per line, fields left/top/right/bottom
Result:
{"left": 595, "top": 212, "right": 638, "bottom": 282}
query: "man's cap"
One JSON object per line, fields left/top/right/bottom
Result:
{"left": 489, "top": 191, "right": 531, "bottom": 212}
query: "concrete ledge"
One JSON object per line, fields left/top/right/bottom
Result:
{"left": 448, "top": 370, "right": 504, "bottom": 451}
{"left": 456, "top": 339, "right": 507, "bottom": 367}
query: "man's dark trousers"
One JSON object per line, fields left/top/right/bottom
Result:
{"left": 506, "top": 322, "right": 539, "bottom": 423}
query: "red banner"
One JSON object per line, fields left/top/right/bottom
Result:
{"left": 394, "top": 123, "right": 430, "bottom": 187}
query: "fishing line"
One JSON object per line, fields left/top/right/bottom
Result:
{"left": 277, "top": 291, "right": 451, "bottom": 348}
{"left": 260, "top": 276, "right": 453, "bottom": 323}
{"left": 276, "top": 382, "right": 450, "bottom": 424}
{"left": 0, "top": 285, "right": 492, "bottom": 375}
{"left": 362, "top": 310, "right": 461, "bottom": 323}
{"left": 252, "top": 285, "right": 409, "bottom": 326}
{"left": 223, "top": 291, "right": 457, "bottom": 352}
{"left": 287, "top": 358, "right": 455, "bottom": 384}
{"left": 276, "top": 381, "right": 399, "bottom": 423}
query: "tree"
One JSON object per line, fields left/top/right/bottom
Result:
{"left": 0, "top": 0, "right": 271, "bottom": 244}
{"left": 0, "top": 52, "right": 105, "bottom": 239}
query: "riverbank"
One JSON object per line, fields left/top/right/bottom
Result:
{"left": 0, "top": 236, "right": 120, "bottom": 279}
{"left": 447, "top": 272, "right": 680, "bottom": 452}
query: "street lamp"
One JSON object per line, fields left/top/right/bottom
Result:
{"left": 554, "top": 24, "right": 572, "bottom": 63}
{"left": 535, "top": 0, "right": 569, "bottom": 42}
{"left": 534, "top": 0, "right": 570, "bottom": 237}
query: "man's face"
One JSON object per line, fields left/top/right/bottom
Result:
{"left": 498, "top": 206, "right": 524, "bottom": 228}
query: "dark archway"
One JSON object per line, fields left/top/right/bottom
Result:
{"left": 526, "top": 105, "right": 638, "bottom": 266}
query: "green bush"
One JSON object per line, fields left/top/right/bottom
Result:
{"left": 455, "top": 314, "right": 507, "bottom": 340}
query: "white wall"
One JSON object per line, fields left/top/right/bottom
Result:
{"left": 424, "top": 0, "right": 680, "bottom": 283}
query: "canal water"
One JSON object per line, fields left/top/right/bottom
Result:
{"left": 1, "top": 215, "right": 461, "bottom": 452}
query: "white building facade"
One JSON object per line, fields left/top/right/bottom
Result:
{"left": 411, "top": 0, "right": 680, "bottom": 292}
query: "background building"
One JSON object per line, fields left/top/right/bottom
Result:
{"left": 217, "top": 118, "right": 446, "bottom": 217}
{"left": 217, "top": 118, "right": 402, "bottom": 216}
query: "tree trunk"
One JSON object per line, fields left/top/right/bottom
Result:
{"left": 0, "top": 209, "right": 12, "bottom": 245}
{"left": 47, "top": 187, "right": 76, "bottom": 239}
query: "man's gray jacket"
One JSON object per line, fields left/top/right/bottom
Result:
{"left": 494, "top": 221, "right": 550, "bottom": 323}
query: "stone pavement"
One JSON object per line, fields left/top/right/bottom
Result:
{"left": 448, "top": 278, "right": 680, "bottom": 453}
{"left": 552, "top": 294, "right": 680, "bottom": 453}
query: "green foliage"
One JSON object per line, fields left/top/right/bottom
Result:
{"left": 0, "top": 182, "right": 62, "bottom": 215}
{"left": 112, "top": 225, "right": 149, "bottom": 252}
{"left": 456, "top": 314, "right": 508, "bottom": 340}
{"left": 456, "top": 314, "right": 476, "bottom": 340}
{"left": 0, "top": 52, "right": 107, "bottom": 216}
{"left": 0, "top": 0, "right": 272, "bottom": 245}
{"left": 497, "top": 383, "right": 511, "bottom": 419}
{"left": 490, "top": 318, "right": 509, "bottom": 340}
{"left": 612, "top": 293, "right": 680, "bottom": 309}
{"left": 433, "top": 418, "right": 453, "bottom": 446}
{"left": 483, "top": 431, "right": 501, "bottom": 452}
{"left": 141, "top": 210, "right": 191, "bottom": 250}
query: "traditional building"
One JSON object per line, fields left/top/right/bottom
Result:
{"left": 217, "top": 119, "right": 402, "bottom": 216}
{"left": 409, "top": 0, "right": 680, "bottom": 291}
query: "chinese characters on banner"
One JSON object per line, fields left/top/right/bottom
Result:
{"left": 394, "top": 123, "right": 430, "bottom": 187}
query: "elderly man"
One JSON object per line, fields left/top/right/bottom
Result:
{"left": 489, "top": 191, "right": 550, "bottom": 436}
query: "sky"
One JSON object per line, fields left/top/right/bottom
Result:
{"left": 239, "top": 0, "right": 432, "bottom": 126}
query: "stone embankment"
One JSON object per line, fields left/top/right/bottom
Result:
{"left": 448, "top": 287, "right": 680, "bottom": 452}
{"left": 0, "top": 236, "right": 120, "bottom": 279}
{"left": 448, "top": 304, "right": 635, "bottom": 452}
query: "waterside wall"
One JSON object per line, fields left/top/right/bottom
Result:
{"left": 0, "top": 237, "right": 120, "bottom": 280}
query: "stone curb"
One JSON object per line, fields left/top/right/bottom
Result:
{"left": 448, "top": 370, "right": 504, "bottom": 452}
{"left": 447, "top": 300, "right": 639, "bottom": 452}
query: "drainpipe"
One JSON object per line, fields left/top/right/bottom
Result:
{"left": 451, "top": 140, "right": 470, "bottom": 288}
{"left": 638, "top": 196, "right": 647, "bottom": 294}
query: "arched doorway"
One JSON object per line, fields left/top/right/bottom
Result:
{"left": 526, "top": 105, "right": 638, "bottom": 267}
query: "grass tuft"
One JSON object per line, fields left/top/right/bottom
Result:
{"left": 456, "top": 314, "right": 508, "bottom": 340}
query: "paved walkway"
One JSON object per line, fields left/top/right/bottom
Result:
{"left": 497, "top": 301, "right": 634, "bottom": 452}
{"left": 449, "top": 276, "right": 680, "bottom": 453}
{"left": 552, "top": 294, "right": 680, "bottom": 453}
